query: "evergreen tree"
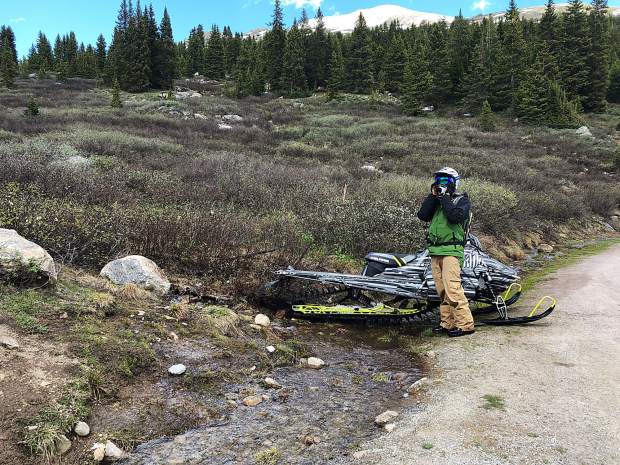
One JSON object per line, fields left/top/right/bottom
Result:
{"left": 560, "top": 0, "right": 590, "bottom": 102}
{"left": 586, "top": 0, "right": 610, "bottom": 112}
{"left": 264, "top": 0, "right": 286, "bottom": 92}
{"left": 346, "top": 14, "right": 373, "bottom": 93}
{"left": 326, "top": 38, "right": 345, "bottom": 99}
{"left": 608, "top": 59, "right": 620, "bottom": 103}
{"left": 401, "top": 39, "right": 432, "bottom": 116}
{"left": 36, "top": 32, "right": 54, "bottom": 73}
{"left": 380, "top": 34, "right": 406, "bottom": 93}
{"left": 0, "top": 26, "right": 18, "bottom": 64}
{"left": 65, "top": 32, "right": 79, "bottom": 75}
{"left": 428, "top": 22, "right": 452, "bottom": 107}
{"left": 96, "top": 34, "right": 107, "bottom": 76}
{"left": 111, "top": 78, "right": 123, "bottom": 107}
{"left": 480, "top": 99, "right": 496, "bottom": 131}
{"left": 463, "top": 18, "right": 496, "bottom": 112}
{"left": 153, "top": 8, "right": 176, "bottom": 88}
{"left": 24, "top": 96, "right": 40, "bottom": 117}
{"left": 0, "top": 35, "right": 17, "bottom": 87}
{"left": 186, "top": 25, "right": 206, "bottom": 76}
{"left": 122, "top": 9, "right": 151, "bottom": 92}
{"left": 280, "top": 22, "right": 308, "bottom": 97}
{"left": 539, "top": 0, "right": 560, "bottom": 55}
{"left": 448, "top": 10, "right": 472, "bottom": 100}
{"left": 205, "top": 25, "right": 225, "bottom": 79}
{"left": 306, "top": 8, "right": 329, "bottom": 89}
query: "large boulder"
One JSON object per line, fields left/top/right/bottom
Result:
{"left": 100, "top": 255, "right": 170, "bottom": 296}
{"left": 0, "top": 229, "right": 57, "bottom": 285}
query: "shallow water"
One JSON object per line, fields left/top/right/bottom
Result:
{"left": 121, "top": 321, "right": 426, "bottom": 465}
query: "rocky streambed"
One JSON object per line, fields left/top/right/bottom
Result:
{"left": 120, "top": 321, "right": 428, "bottom": 465}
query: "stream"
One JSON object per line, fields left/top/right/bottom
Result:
{"left": 120, "top": 321, "right": 427, "bottom": 465}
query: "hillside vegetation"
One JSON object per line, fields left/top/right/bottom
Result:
{"left": 1, "top": 79, "right": 618, "bottom": 291}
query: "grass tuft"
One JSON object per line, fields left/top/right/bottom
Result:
{"left": 482, "top": 394, "right": 506, "bottom": 411}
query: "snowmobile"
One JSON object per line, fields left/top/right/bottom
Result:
{"left": 261, "top": 234, "right": 556, "bottom": 326}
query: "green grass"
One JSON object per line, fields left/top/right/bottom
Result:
{"left": 422, "top": 442, "right": 434, "bottom": 450}
{"left": 521, "top": 238, "right": 620, "bottom": 292}
{"left": 0, "top": 288, "right": 51, "bottom": 334}
{"left": 481, "top": 394, "right": 506, "bottom": 411}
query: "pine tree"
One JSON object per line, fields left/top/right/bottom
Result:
{"left": 205, "top": 25, "right": 225, "bottom": 79}
{"left": 24, "top": 96, "right": 40, "bottom": 117}
{"left": 428, "top": 22, "right": 452, "bottom": 107}
{"left": 306, "top": 8, "right": 329, "bottom": 89}
{"left": 463, "top": 18, "right": 496, "bottom": 112}
{"left": 264, "top": 0, "right": 286, "bottom": 92}
{"left": 153, "top": 8, "right": 176, "bottom": 88}
{"left": 448, "top": 10, "right": 472, "bottom": 100}
{"left": 326, "top": 38, "right": 345, "bottom": 99}
{"left": 381, "top": 34, "right": 406, "bottom": 93}
{"left": 122, "top": 9, "right": 151, "bottom": 92}
{"left": 560, "top": 0, "right": 590, "bottom": 102}
{"left": 280, "top": 22, "right": 308, "bottom": 97}
{"left": 539, "top": 0, "right": 559, "bottom": 54}
{"left": 36, "top": 32, "right": 54, "bottom": 73}
{"left": 401, "top": 40, "right": 432, "bottom": 116}
{"left": 186, "top": 25, "right": 206, "bottom": 76}
{"left": 480, "top": 99, "right": 496, "bottom": 131}
{"left": 586, "top": 0, "right": 610, "bottom": 112}
{"left": 346, "top": 14, "right": 373, "bottom": 93}
{"left": 111, "top": 79, "right": 123, "bottom": 108}
{"left": 608, "top": 59, "right": 620, "bottom": 103}
{"left": 0, "top": 26, "right": 18, "bottom": 65}
{"left": 96, "top": 34, "right": 107, "bottom": 76}
{"left": 65, "top": 32, "right": 79, "bottom": 75}
{"left": 0, "top": 30, "right": 17, "bottom": 87}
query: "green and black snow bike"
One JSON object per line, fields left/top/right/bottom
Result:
{"left": 261, "top": 235, "right": 556, "bottom": 326}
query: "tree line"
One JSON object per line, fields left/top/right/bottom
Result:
{"left": 2, "top": 0, "right": 619, "bottom": 125}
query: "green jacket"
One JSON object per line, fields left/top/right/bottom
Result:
{"left": 417, "top": 193, "right": 471, "bottom": 262}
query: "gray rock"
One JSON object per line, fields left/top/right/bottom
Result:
{"left": 218, "top": 123, "right": 233, "bottom": 130}
{"left": 92, "top": 443, "right": 105, "bottom": 462}
{"left": 407, "top": 377, "right": 430, "bottom": 394}
{"left": 104, "top": 440, "right": 125, "bottom": 461}
{"left": 242, "top": 395, "right": 263, "bottom": 407}
{"left": 264, "top": 377, "right": 282, "bottom": 389}
{"left": 222, "top": 114, "right": 243, "bottom": 123}
{"left": 0, "top": 229, "right": 57, "bottom": 284}
{"left": 538, "top": 244, "right": 554, "bottom": 254}
{"left": 576, "top": 126, "right": 592, "bottom": 137}
{"left": 375, "top": 410, "right": 399, "bottom": 426}
{"left": 0, "top": 335, "right": 19, "bottom": 350}
{"left": 74, "top": 421, "right": 90, "bottom": 437}
{"left": 168, "top": 364, "right": 187, "bottom": 376}
{"left": 384, "top": 423, "right": 396, "bottom": 432}
{"left": 100, "top": 255, "right": 170, "bottom": 295}
{"left": 254, "top": 314, "right": 271, "bottom": 327}
{"left": 307, "top": 357, "right": 325, "bottom": 369}
{"left": 55, "top": 435, "right": 72, "bottom": 455}
{"left": 194, "top": 113, "right": 207, "bottom": 120}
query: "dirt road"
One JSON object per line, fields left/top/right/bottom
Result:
{"left": 346, "top": 245, "right": 620, "bottom": 465}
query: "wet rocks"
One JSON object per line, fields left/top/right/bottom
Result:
{"left": 0, "top": 229, "right": 58, "bottom": 284}
{"left": 254, "top": 314, "right": 271, "bottom": 327}
{"left": 168, "top": 364, "right": 187, "bottom": 376}
{"left": 242, "top": 395, "right": 263, "bottom": 407}
{"left": 407, "top": 377, "right": 430, "bottom": 394}
{"left": 264, "top": 377, "right": 282, "bottom": 389}
{"left": 307, "top": 357, "right": 325, "bottom": 369}
{"left": 374, "top": 410, "right": 399, "bottom": 426}
{"left": 55, "top": 435, "right": 72, "bottom": 455}
{"left": 100, "top": 255, "right": 171, "bottom": 296}
{"left": 74, "top": 421, "right": 90, "bottom": 437}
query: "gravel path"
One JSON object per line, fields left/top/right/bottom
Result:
{"left": 344, "top": 245, "right": 620, "bottom": 465}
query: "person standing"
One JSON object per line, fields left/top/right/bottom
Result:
{"left": 417, "top": 167, "right": 475, "bottom": 337}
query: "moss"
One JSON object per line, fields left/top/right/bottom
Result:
{"left": 481, "top": 394, "right": 506, "bottom": 411}
{"left": 255, "top": 447, "right": 282, "bottom": 465}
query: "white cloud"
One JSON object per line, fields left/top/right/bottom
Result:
{"left": 10, "top": 17, "right": 26, "bottom": 23}
{"left": 472, "top": 0, "right": 491, "bottom": 11}
{"left": 282, "top": 0, "right": 323, "bottom": 9}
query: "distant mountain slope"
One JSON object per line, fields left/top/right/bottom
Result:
{"left": 246, "top": 3, "right": 620, "bottom": 37}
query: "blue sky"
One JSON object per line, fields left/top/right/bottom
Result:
{"left": 2, "top": 0, "right": 619, "bottom": 57}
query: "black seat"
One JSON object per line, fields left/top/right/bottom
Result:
{"left": 363, "top": 253, "right": 417, "bottom": 277}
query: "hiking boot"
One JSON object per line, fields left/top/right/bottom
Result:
{"left": 432, "top": 326, "right": 451, "bottom": 335}
{"left": 448, "top": 328, "right": 475, "bottom": 338}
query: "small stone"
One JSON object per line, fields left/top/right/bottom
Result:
{"left": 242, "top": 395, "right": 263, "bottom": 407}
{"left": 55, "top": 435, "right": 71, "bottom": 455}
{"left": 307, "top": 357, "right": 325, "bottom": 369}
{"left": 266, "top": 345, "right": 276, "bottom": 353}
{"left": 424, "top": 350, "right": 436, "bottom": 359}
{"left": 137, "top": 310, "right": 145, "bottom": 317}
{"left": 375, "top": 410, "right": 399, "bottom": 426}
{"left": 304, "top": 435, "right": 321, "bottom": 445}
{"left": 249, "top": 324, "right": 263, "bottom": 330}
{"left": 0, "top": 335, "right": 19, "bottom": 350}
{"left": 353, "top": 450, "right": 371, "bottom": 459}
{"left": 407, "top": 377, "right": 430, "bottom": 394}
{"left": 168, "top": 364, "right": 187, "bottom": 376}
{"left": 104, "top": 440, "right": 125, "bottom": 460}
{"left": 227, "top": 400, "right": 238, "bottom": 408}
{"left": 384, "top": 423, "right": 396, "bottom": 433}
{"left": 262, "top": 439, "right": 274, "bottom": 447}
{"left": 264, "top": 377, "right": 282, "bottom": 389}
{"left": 218, "top": 123, "right": 233, "bottom": 130}
{"left": 92, "top": 444, "right": 105, "bottom": 462}
{"left": 59, "top": 312, "right": 68, "bottom": 319}
{"left": 194, "top": 113, "right": 207, "bottom": 120}
{"left": 169, "top": 331, "right": 179, "bottom": 342}
{"left": 74, "top": 421, "right": 90, "bottom": 437}
{"left": 538, "top": 244, "right": 554, "bottom": 254}
{"left": 254, "top": 314, "right": 271, "bottom": 327}
{"left": 576, "top": 126, "right": 592, "bottom": 137}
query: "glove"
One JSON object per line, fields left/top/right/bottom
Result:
{"left": 432, "top": 184, "right": 447, "bottom": 197}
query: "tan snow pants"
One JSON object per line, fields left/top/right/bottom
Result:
{"left": 431, "top": 256, "right": 475, "bottom": 331}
